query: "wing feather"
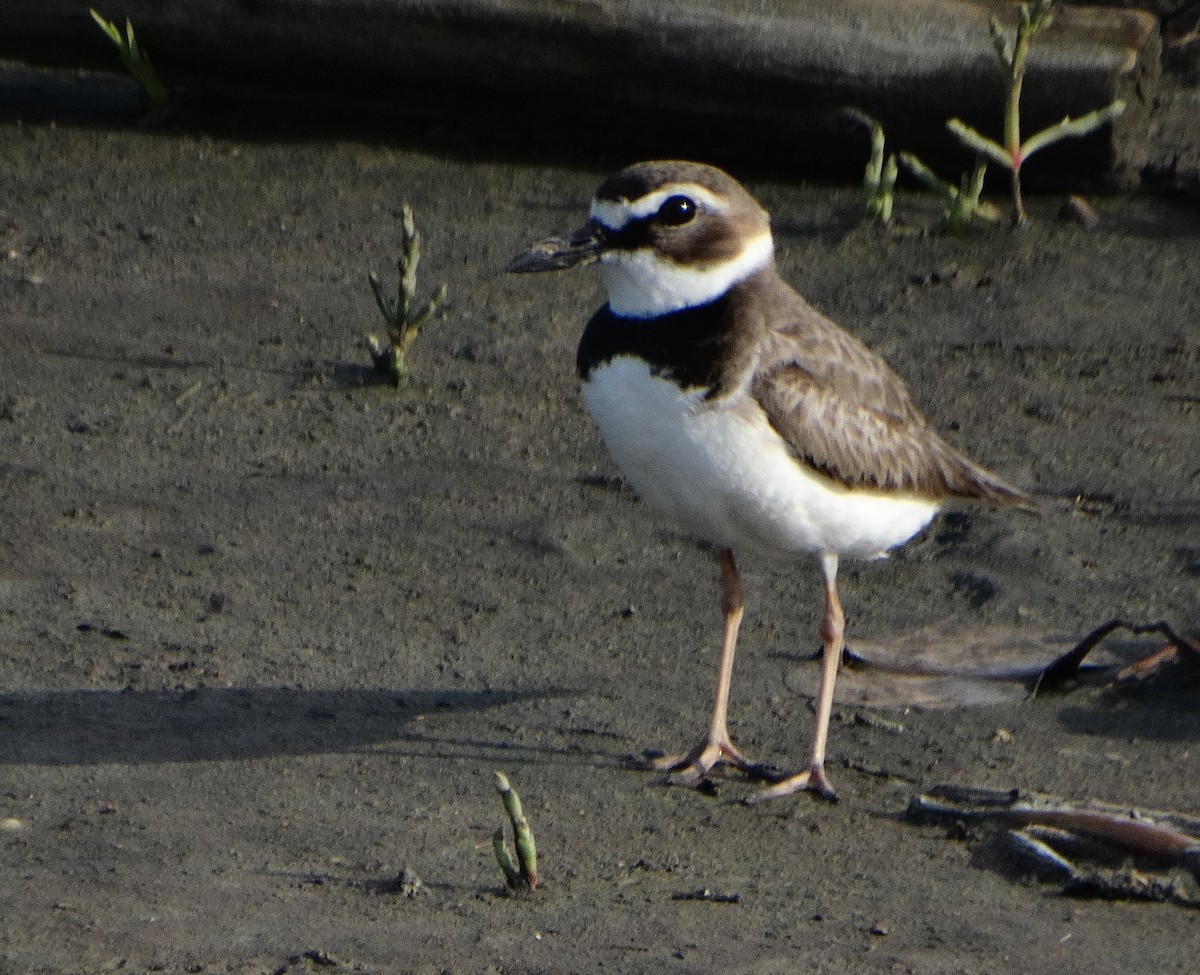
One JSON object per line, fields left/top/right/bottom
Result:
{"left": 743, "top": 281, "right": 1032, "bottom": 509}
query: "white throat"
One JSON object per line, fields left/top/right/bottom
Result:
{"left": 598, "top": 231, "right": 774, "bottom": 319}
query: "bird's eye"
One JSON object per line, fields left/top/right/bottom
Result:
{"left": 656, "top": 195, "right": 697, "bottom": 227}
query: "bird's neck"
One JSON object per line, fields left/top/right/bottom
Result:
{"left": 598, "top": 232, "right": 774, "bottom": 319}
{"left": 577, "top": 267, "right": 775, "bottom": 403}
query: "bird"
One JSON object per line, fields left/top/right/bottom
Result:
{"left": 508, "top": 160, "right": 1034, "bottom": 802}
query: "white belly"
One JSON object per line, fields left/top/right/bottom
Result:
{"left": 582, "top": 357, "right": 938, "bottom": 560}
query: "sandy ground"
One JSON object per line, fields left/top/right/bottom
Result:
{"left": 1, "top": 80, "right": 1199, "bottom": 974}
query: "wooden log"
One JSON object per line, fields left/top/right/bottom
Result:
{"left": 0, "top": 0, "right": 1161, "bottom": 185}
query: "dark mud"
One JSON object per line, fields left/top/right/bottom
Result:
{"left": 1, "top": 95, "right": 1198, "bottom": 974}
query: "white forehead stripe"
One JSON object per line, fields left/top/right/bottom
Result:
{"left": 590, "top": 183, "right": 731, "bottom": 231}
{"left": 600, "top": 230, "right": 774, "bottom": 319}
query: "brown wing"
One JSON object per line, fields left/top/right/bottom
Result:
{"left": 747, "top": 282, "right": 1033, "bottom": 510}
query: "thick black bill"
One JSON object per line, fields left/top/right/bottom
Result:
{"left": 507, "top": 222, "right": 605, "bottom": 274}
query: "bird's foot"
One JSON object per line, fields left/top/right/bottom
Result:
{"left": 743, "top": 762, "right": 839, "bottom": 805}
{"left": 638, "top": 738, "right": 773, "bottom": 788}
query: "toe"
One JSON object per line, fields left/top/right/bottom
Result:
{"left": 743, "top": 765, "right": 839, "bottom": 804}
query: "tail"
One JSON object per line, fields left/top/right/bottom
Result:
{"left": 933, "top": 442, "right": 1040, "bottom": 515}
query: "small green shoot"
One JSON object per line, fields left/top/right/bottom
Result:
{"left": 898, "top": 153, "right": 1004, "bottom": 232}
{"left": 946, "top": 0, "right": 1125, "bottom": 224}
{"left": 862, "top": 120, "right": 898, "bottom": 224}
{"left": 366, "top": 203, "right": 448, "bottom": 387}
{"left": 89, "top": 9, "right": 172, "bottom": 112}
{"left": 492, "top": 771, "right": 538, "bottom": 893}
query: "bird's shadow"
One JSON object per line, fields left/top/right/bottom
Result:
{"left": 0, "top": 685, "right": 571, "bottom": 767}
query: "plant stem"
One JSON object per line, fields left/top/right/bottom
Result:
{"left": 1011, "top": 169, "right": 1025, "bottom": 225}
{"left": 399, "top": 204, "right": 420, "bottom": 323}
{"left": 951, "top": 2, "right": 1120, "bottom": 226}
{"left": 89, "top": 10, "right": 172, "bottom": 111}
{"left": 492, "top": 827, "right": 522, "bottom": 889}
{"left": 861, "top": 122, "right": 896, "bottom": 223}
{"left": 365, "top": 203, "right": 447, "bottom": 386}
{"left": 494, "top": 772, "right": 538, "bottom": 890}
{"left": 945, "top": 120, "right": 1012, "bottom": 170}
{"left": 1005, "top": 13, "right": 1030, "bottom": 161}
{"left": 898, "top": 153, "right": 1002, "bottom": 231}
{"left": 1019, "top": 100, "right": 1126, "bottom": 159}
{"left": 1004, "top": 0, "right": 1055, "bottom": 223}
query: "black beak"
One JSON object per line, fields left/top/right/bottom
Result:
{"left": 507, "top": 221, "right": 605, "bottom": 274}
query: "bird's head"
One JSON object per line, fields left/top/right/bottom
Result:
{"left": 508, "top": 160, "right": 775, "bottom": 319}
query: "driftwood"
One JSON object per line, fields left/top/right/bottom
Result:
{"left": 0, "top": 0, "right": 1161, "bottom": 184}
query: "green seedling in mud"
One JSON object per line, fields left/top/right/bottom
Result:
{"left": 862, "top": 120, "right": 898, "bottom": 224}
{"left": 89, "top": 10, "right": 172, "bottom": 112}
{"left": 898, "top": 153, "right": 1004, "bottom": 232}
{"left": 492, "top": 771, "right": 538, "bottom": 893}
{"left": 851, "top": 108, "right": 998, "bottom": 234}
{"left": 366, "top": 203, "right": 448, "bottom": 387}
{"left": 947, "top": 0, "right": 1125, "bottom": 224}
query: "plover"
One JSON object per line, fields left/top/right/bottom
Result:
{"left": 509, "top": 161, "right": 1033, "bottom": 802}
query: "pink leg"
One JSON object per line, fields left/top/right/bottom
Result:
{"left": 644, "top": 548, "right": 757, "bottom": 784}
{"left": 746, "top": 551, "right": 843, "bottom": 803}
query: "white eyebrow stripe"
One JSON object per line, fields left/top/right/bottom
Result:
{"left": 589, "top": 183, "right": 730, "bottom": 231}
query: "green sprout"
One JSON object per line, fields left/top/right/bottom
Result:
{"left": 366, "top": 203, "right": 448, "bottom": 387}
{"left": 492, "top": 772, "right": 538, "bottom": 893}
{"left": 898, "top": 153, "right": 1004, "bottom": 232}
{"left": 862, "top": 120, "right": 898, "bottom": 224}
{"left": 89, "top": 9, "right": 172, "bottom": 112}
{"left": 946, "top": 0, "right": 1125, "bottom": 224}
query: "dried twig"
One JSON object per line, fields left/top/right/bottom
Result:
{"left": 1035, "top": 619, "right": 1200, "bottom": 693}
{"left": 910, "top": 784, "right": 1200, "bottom": 904}
{"left": 911, "top": 784, "right": 1200, "bottom": 858}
